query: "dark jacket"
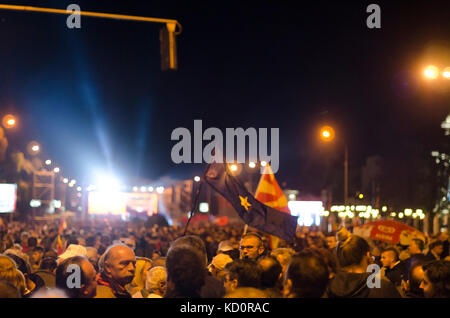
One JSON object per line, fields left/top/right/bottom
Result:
{"left": 384, "top": 261, "right": 406, "bottom": 286}
{"left": 200, "top": 272, "right": 226, "bottom": 298}
{"left": 326, "top": 270, "right": 401, "bottom": 298}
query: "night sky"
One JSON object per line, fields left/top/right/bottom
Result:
{"left": 1, "top": 0, "right": 449, "bottom": 200}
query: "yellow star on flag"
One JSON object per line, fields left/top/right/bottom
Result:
{"left": 239, "top": 195, "right": 252, "bottom": 211}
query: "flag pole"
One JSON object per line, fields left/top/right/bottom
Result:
{"left": 183, "top": 164, "right": 211, "bottom": 236}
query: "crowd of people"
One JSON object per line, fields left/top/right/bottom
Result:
{"left": 0, "top": 216, "right": 449, "bottom": 298}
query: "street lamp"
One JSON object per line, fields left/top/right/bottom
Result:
{"left": 45, "top": 159, "right": 52, "bottom": 165}
{"left": 320, "top": 126, "right": 335, "bottom": 142}
{"left": 249, "top": 161, "right": 256, "bottom": 169}
{"left": 443, "top": 67, "right": 450, "bottom": 79}
{"left": 53, "top": 167, "right": 60, "bottom": 173}
{"left": 2, "top": 114, "right": 16, "bottom": 129}
{"left": 320, "top": 125, "right": 349, "bottom": 204}
{"left": 194, "top": 176, "right": 201, "bottom": 182}
{"left": 424, "top": 65, "right": 439, "bottom": 79}
{"left": 27, "top": 141, "right": 41, "bottom": 156}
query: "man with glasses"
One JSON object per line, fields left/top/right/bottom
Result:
{"left": 239, "top": 233, "right": 265, "bottom": 260}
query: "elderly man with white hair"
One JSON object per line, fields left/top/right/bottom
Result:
{"left": 145, "top": 266, "right": 167, "bottom": 298}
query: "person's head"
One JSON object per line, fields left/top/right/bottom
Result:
{"left": 0, "top": 255, "right": 16, "bottom": 273}
{"left": 258, "top": 255, "right": 282, "bottom": 289}
{"left": 165, "top": 245, "right": 205, "bottom": 297}
{"left": 57, "top": 244, "right": 87, "bottom": 264}
{"left": 131, "top": 257, "right": 152, "bottom": 290}
{"left": 43, "top": 249, "right": 58, "bottom": 259}
{"left": 31, "top": 247, "right": 44, "bottom": 264}
{"left": 429, "top": 241, "right": 444, "bottom": 257}
{"left": 145, "top": 266, "right": 167, "bottom": 297}
{"left": 2, "top": 269, "right": 27, "bottom": 296}
{"left": 169, "top": 235, "right": 208, "bottom": 266}
{"left": 406, "top": 262, "right": 425, "bottom": 297}
{"left": 239, "top": 233, "right": 264, "bottom": 260}
{"left": 420, "top": 260, "right": 450, "bottom": 298}
{"left": 336, "top": 235, "right": 371, "bottom": 271}
{"left": 381, "top": 247, "right": 399, "bottom": 268}
{"left": 271, "top": 248, "right": 295, "bottom": 273}
{"left": 27, "top": 237, "right": 38, "bottom": 248}
{"left": 40, "top": 257, "right": 58, "bottom": 273}
{"left": 217, "top": 240, "right": 234, "bottom": 254}
{"left": 101, "top": 244, "right": 136, "bottom": 286}
{"left": 225, "top": 259, "right": 261, "bottom": 289}
{"left": 409, "top": 238, "right": 425, "bottom": 254}
{"left": 326, "top": 236, "right": 337, "bottom": 250}
{"left": 283, "top": 250, "right": 329, "bottom": 298}
{"left": 55, "top": 255, "right": 97, "bottom": 298}
{"left": 208, "top": 253, "right": 233, "bottom": 278}
{"left": 5, "top": 253, "right": 31, "bottom": 277}
{"left": 0, "top": 280, "right": 21, "bottom": 298}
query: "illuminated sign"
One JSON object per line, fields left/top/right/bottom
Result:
{"left": 88, "top": 192, "right": 157, "bottom": 216}
{"left": 0, "top": 184, "right": 17, "bottom": 213}
{"left": 287, "top": 201, "right": 323, "bottom": 226}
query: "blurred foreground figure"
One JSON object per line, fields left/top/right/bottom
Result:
{"left": 96, "top": 244, "right": 136, "bottom": 298}
{"left": 420, "top": 260, "right": 450, "bottom": 298}
{"left": 55, "top": 256, "right": 97, "bottom": 298}
{"left": 30, "top": 288, "right": 68, "bottom": 298}
{"left": 0, "top": 280, "right": 21, "bottom": 298}
{"left": 326, "top": 235, "right": 401, "bottom": 298}
{"left": 165, "top": 245, "right": 205, "bottom": 298}
{"left": 167, "top": 235, "right": 225, "bottom": 298}
{"left": 402, "top": 262, "right": 425, "bottom": 298}
{"left": 283, "top": 250, "right": 329, "bottom": 298}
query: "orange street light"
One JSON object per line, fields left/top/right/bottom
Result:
{"left": 320, "top": 126, "right": 335, "bottom": 142}
{"left": 443, "top": 67, "right": 450, "bottom": 79}
{"left": 319, "top": 125, "right": 348, "bottom": 204}
{"left": 424, "top": 65, "right": 439, "bottom": 79}
{"left": 2, "top": 114, "right": 17, "bottom": 129}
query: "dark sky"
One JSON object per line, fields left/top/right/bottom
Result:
{"left": 0, "top": 0, "right": 449, "bottom": 195}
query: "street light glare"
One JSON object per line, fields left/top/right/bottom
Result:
{"left": 45, "top": 160, "right": 52, "bottom": 165}
{"left": 249, "top": 162, "right": 256, "bottom": 168}
{"left": 230, "top": 164, "right": 238, "bottom": 171}
{"left": 424, "top": 65, "right": 439, "bottom": 79}
{"left": 443, "top": 67, "right": 450, "bottom": 79}
{"left": 261, "top": 161, "right": 267, "bottom": 167}
{"left": 319, "top": 126, "right": 335, "bottom": 141}
{"left": 156, "top": 186, "right": 165, "bottom": 194}
{"left": 2, "top": 114, "right": 17, "bottom": 129}
{"left": 194, "top": 176, "right": 201, "bottom": 182}
{"left": 53, "top": 167, "right": 60, "bottom": 173}
{"left": 32, "top": 145, "right": 40, "bottom": 152}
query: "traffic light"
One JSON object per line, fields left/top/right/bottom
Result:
{"left": 160, "top": 22, "right": 178, "bottom": 71}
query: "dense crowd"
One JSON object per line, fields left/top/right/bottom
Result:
{"left": 0, "top": 216, "right": 449, "bottom": 298}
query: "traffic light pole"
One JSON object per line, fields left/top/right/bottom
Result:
{"left": 0, "top": 4, "right": 182, "bottom": 70}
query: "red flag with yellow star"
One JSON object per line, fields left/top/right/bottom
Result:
{"left": 255, "top": 165, "right": 291, "bottom": 249}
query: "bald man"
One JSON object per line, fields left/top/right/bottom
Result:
{"left": 96, "top": 244, "right": 136, "bottom": 298}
